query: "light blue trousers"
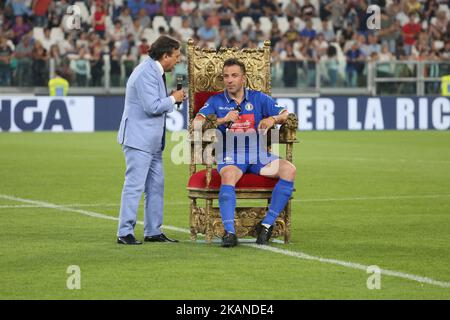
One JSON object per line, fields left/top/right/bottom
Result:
{"left": 117, "top": 145, "right": 164, "bottom": 237}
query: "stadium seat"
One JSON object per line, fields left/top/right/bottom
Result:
{"left": 278, "top": 0, "right": 290, "bottom": 10}
{"left": 259, "top": 16, "right": 273, "bottom": 36}
{"left": 330, "top": 41, "right": 346, "bottom": 78}
{"left": 335, "top": 29, "right": 342, "bottom": 41}
{"left": 104, "top": 15, "right": 113, "bottom": 32}
{"left": 438, "top": 4, "right": 449, "bottom": 19}
{"left": 186, "top": 39, "right": 298, "bottom": 244}
{"left": 397, "top": 12, "right": 409, "bottom": 26}
{"left": 312, "top": 17, "right": 323, "bottom": 32}
{"left": 434, "top": 40, "right": 444, "bottom": 50}
{"left": 60, "top": 14, "right": 71, "bottom": 33}
{"left": 310, "top": 0, "right": 320, "bottom": 13}
{"left": 170, "top": 16, "right": 183, "bottom": 31}
{"left": 74, "top": 1, "right": 91, "bottom": 24}
{"left": 240, "top": 16, "right": 255, "bottom": 31}
{"left": 33, "top": 27, "right": 45, "bottom": 42}
{"left": 230, "top": 17, "right": 238, "bottom": 30}
{"left": 294, "top": 17, "right": 305, "bottom": 31}
{"left": 276, "top": 16, "right": 289, "bottom": 34}
{"left": 142, "top": 28, "right": 159, "bottom": 44}
{"left": 152, "top": 16, "right": 169, "bottom": 32}
{"left": 50, "top": 27, "right": 64, "bottom": 42}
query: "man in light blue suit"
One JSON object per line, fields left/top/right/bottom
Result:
{"left": 117, "top": 36, "right": 185, "bottom": 245}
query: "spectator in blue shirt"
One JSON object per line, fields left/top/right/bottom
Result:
{"left": 6, "top": 0, "right": 32, "bottom": 17}
{"left": 144, "top": 0, "right": 161, "bottom": 18}
{"left": 197, "top": 17, "right": 218, "bottom": 46}
{"left": 127, "top": 0, "right": 145, "bottom": 18}
{"left": 345, "top": 41, "right": 365, "bottom": 87}
{"left": 299, "top": 19, "right": 317, "bottom": 40}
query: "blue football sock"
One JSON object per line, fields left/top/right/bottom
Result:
{"left": 219, "top": 184, "right": 236, "bottom": 234}
{"left": 262, "top": 178, "right": 294, "bottom": 226}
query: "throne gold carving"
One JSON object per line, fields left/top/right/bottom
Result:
{"left": 186, "top": 39, "right": 298, "bottom": 244}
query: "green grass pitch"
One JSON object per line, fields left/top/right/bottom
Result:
{"left": 0, "top": 131, "right": 449, "bottom": 299}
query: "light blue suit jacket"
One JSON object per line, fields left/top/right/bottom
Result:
{"left": 117, "top": 57, "right": 173, "bottom": 153}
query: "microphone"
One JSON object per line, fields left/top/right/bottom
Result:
{"left": 227, "top": 104, "right": 242, "bottom": 129}
{"left": 176, "top": 75, "right": 183, "bottom": 109}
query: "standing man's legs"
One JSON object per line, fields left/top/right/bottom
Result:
{"left": 117, "top": 145, "right": 153, "bottom": 237}
{"left": 143, "top": 150, "right": 164, "bottom": 237}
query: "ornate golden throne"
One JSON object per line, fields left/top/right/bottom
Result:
{"left": 186, "top": 39, "right": 298, "bottom": 244}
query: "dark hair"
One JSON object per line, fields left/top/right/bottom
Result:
{"left": 148, "top": 35, "right": 180, "bottom": 60}
{"left": 327, "top": 45, "right": 337, "bottom": 57}
{"left": 55, "top": 68, "right": 65, "bottom": 78}
{"left": 223, "top": 58, "right": 246, "bottom": 74}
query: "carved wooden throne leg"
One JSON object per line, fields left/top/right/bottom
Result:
{"left": 190, "top": 198, "right": 197, "bottom": 241}
{"left": 205, "top": 199, "right": 213, "bottom": 243}
{"left": 284, "top": 200, "right": 292, "bottom": 244}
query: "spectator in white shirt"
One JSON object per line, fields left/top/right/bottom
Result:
{"left": 119, "top": 7, "right": 134, "bottom": 35}
{"left": 178, "top": 18, "right": 194, "bottom": 42}
{"left": 321, "top": 19, "right": 336, "bottom": 42}
{"left": 40, "top": 27, "right": 55, "bottom": 52}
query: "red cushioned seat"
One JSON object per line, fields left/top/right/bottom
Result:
{"left": 188, "top": 169, "right": 278, "bottom": 190}
{"left": 194, "top": 91, "right": 222, "bottom": 116}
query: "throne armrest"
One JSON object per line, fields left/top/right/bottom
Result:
{"left": 202, "top": 114, "right": 218, "bottom": 131}
{"left": 188, "top": 114, "right": 218, "bottom": 143}
{"left": 279, "top": 113, "right": 298, "bottom": 143}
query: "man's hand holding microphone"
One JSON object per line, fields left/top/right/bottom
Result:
{"left": 171, "top": 88, "right": 186, "bottom": 107}
{"left": 171, "top": 76, "right": 186, "bottom": 109}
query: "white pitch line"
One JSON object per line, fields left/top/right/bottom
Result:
{"left": 295, "top": 194, "right": 450, "bottom": 203}
{"left": 0, "top": 194, "right": 119, "bottom": 221}
{"left": 193, "top": 238, "right": 284, "bottom": 244}
{"left": 1, "top": 193, "right": 449, "bottom": 289}
{"left": 306, "top": 157, "right": 450, "bottom": 164}
{"left": 243, "top": 244, "right": 450, "bottom": 288}
{"left": 0, "top": 194, "right": 450, "bottom": 209}
{"left": 0, "top": 203, "right": 120, "bottom": 209}
{"left": 1, "top": 194, "right": 448, "bottom": 210}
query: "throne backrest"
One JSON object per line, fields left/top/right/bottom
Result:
{"left": 187, "top": 39, "right": 272, "bottom": 121}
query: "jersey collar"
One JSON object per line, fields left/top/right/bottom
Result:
{"left": 224, "top": 87, "right": 249, "bottom": 104}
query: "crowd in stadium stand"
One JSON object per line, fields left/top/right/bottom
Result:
{"left": 0, "top": 0, "right": 449, "bottom": 88}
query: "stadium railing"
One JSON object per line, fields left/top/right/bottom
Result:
{"left": 1, "top": 58, "right": 449, "bottom": 97}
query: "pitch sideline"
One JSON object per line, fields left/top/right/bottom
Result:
{"left": 0, "top": 193, "right": 449, "bottom": 209}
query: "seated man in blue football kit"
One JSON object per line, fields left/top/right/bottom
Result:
{"left": 193, "top": 58, "right": 296, "bottom": 247}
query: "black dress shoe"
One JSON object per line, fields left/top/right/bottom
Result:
{"left": 144, "top": 233, "right": 179, "bottom": 242}
{"left": 117, "top": 234, "right": 142, "bottom": 245}
{"left": 255, "top": 222, "right": 273, "bottom": 245}
{"left": 221, "top": 232, "right": 238, "bottom": 247}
